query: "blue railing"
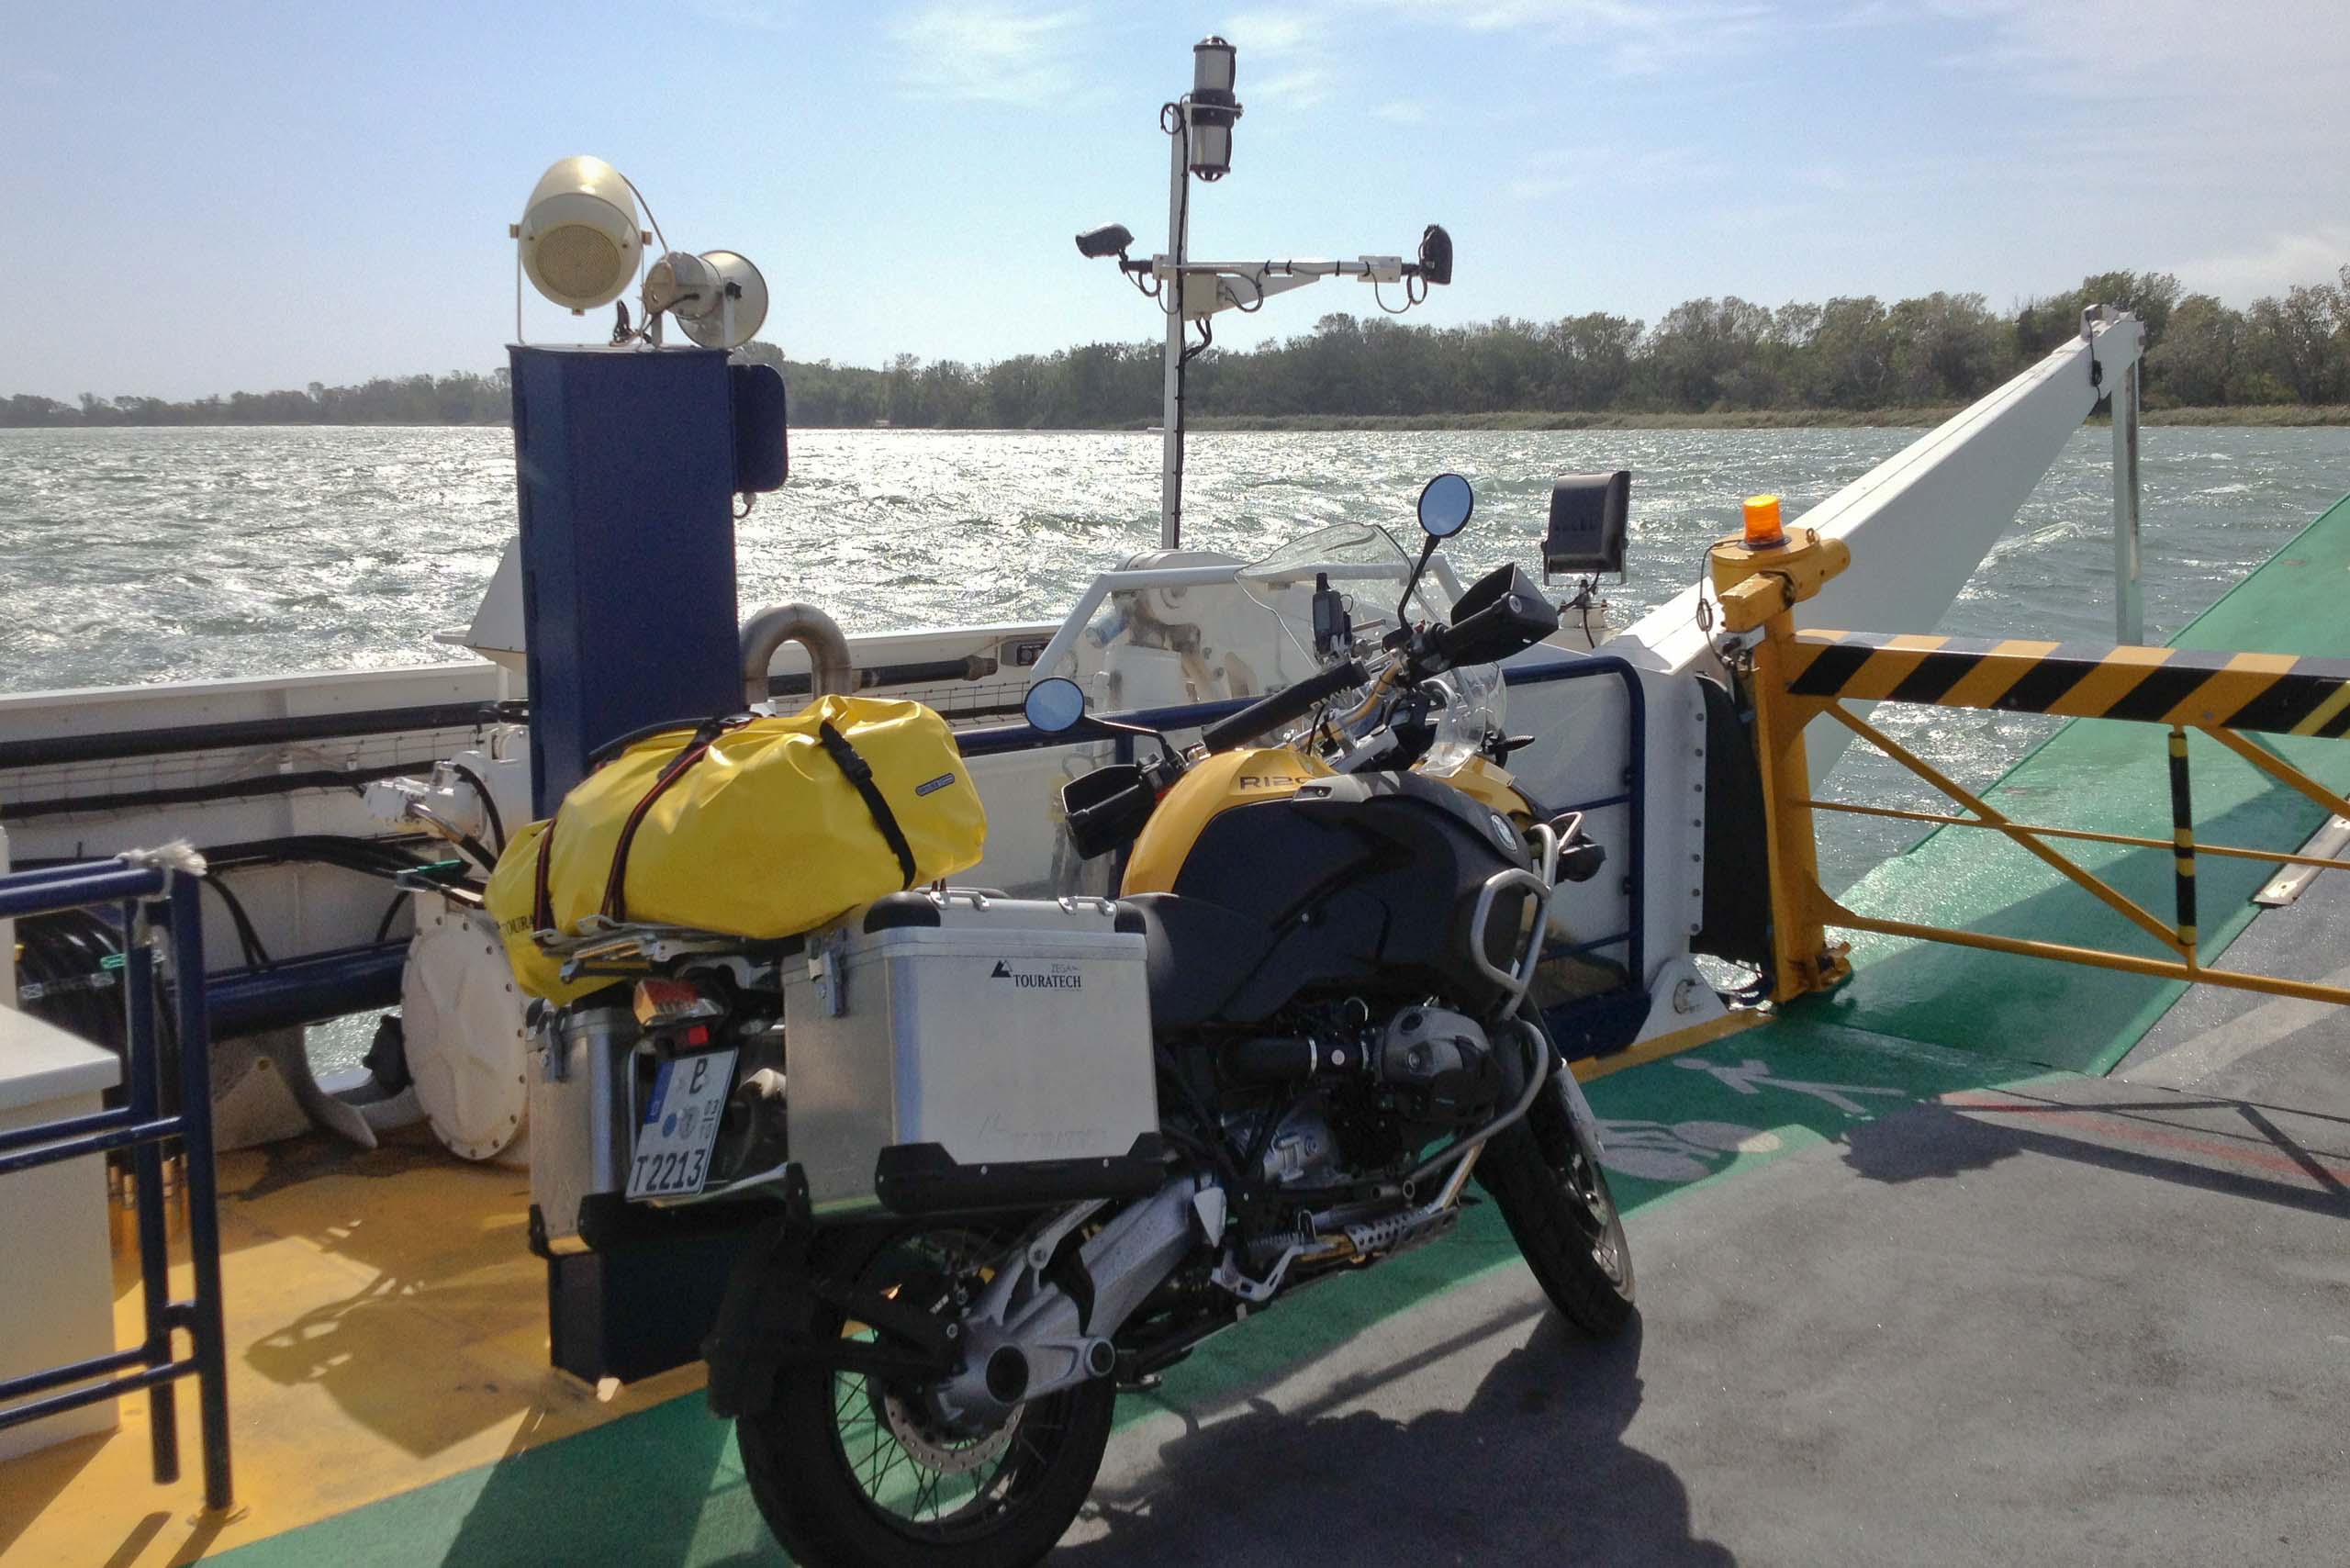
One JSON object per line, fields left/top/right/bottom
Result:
{"left": 0, "top": 857, "right": 231, "bottom": 1510}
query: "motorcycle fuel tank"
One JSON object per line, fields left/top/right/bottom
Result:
{"left": 1121, "top": 745, "right": 1332, "bottom": 896}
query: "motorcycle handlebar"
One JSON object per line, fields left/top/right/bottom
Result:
{"left": 1197, "top": 659, "right": 1369, "bottom": 753}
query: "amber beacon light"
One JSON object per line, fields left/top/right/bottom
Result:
{"left": 1743, "top": 493, "right": 1787, "bottom": 548}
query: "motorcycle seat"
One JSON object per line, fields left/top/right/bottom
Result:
{"left": 1118, "top": 892, "right": 1272, "bottom": 1032}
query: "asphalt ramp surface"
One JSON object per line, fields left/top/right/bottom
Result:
{"left": 1068, "top": 1077, "right": 2350, "bottom": 1567}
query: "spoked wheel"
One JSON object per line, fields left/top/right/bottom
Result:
{"left": 1479, "top": 1025, "right": 1636, "bottom": 1334}
{"left": 737, "top": 1223, "right": 1117, "bottom": 1568}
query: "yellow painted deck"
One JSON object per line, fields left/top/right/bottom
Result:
{"left": 0, "top": 1130, "right": 701, "bottom": 1567}
{"left": 1, "top": 1023, "right": 1756, "bottom": 1568}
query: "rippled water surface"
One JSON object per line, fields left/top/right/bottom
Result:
{"left": 6, "top": 423, "right": 2348, "bottom": 889}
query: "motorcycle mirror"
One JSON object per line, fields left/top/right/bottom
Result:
{"left": 1416, "top": 472, "right": 1474, "bottom": 539}
{"left": 1024, "top": 677, "right": 1089, "bottom": 734}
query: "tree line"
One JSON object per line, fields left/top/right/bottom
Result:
{"left": 2, "top": 370, "right": 512, "bottom": 429}
{"left": 9, "top": 267, "right": 2348, "bottom": 431}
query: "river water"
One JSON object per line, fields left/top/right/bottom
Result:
{"left": 5, "top": 423, "right": 2349, "bottom": 890}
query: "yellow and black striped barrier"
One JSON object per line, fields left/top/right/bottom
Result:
{"left": 1707, "top": 514, "right": 2350, "bottom": 1011}
{"left": 2166, "top": 726, "right": 2196, "bottom": 952}
{"left": 1785, "top": 631, "right": 2350, "bottom": 735}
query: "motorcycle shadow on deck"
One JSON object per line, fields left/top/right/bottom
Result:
{"left": 1064, "top": 1308, "right": 1736, "bottom": 1567}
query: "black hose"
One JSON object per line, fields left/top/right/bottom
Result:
{"left": 22, "top": 834, "right": 443, "bottom": 971}
{"left": 3, "top": 758, "right": 451, "bottom": 822}
{"left": 446, "top": 762, "right": 509, "bottom": 854}
{"left": 407, "top": 802, "right": 499, "bottom": 876}
{"left": 374, "top": 891, "right": 411, "bottom": 946}
{"left": 17, "top": 913, "right": 124, "bottom": 1050}
{"left": 16, "top": 910, "right": 182, "bottom": 1130}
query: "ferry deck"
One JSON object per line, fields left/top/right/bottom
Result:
{"left": 7, "top": 495, "right": 2350, "bottom": 1567}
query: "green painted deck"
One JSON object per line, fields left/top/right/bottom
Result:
{"left": 206, "top": 1022, "right": 2026, "bottom": 1568}
{"left": 186, "top": 490, "right": 2350, "bottom": 1565}
{"left": 1806, "top": 489, "right": 2350, "bottom": 1073}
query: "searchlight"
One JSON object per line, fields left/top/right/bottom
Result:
{"left": 512, "top": 159, "right": 767, "bottom": 351}
{"left": 516, "top": 156, "right": 642, "bottom": 311}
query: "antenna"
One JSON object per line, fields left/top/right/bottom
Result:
{"left": 1074, "top": 39, "right": 1456, "bottom": 549}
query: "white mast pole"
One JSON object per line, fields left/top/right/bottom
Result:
{"left": 1159, "top": 107, "right": 1189, "bottom": 551}
{"left": 2112, "top": 353, "right": 2143, "bottom": 644}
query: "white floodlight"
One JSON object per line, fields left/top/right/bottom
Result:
{"left": 1187, "top": 37, "right": 1240, "bottom": 180}
{"left": 642, "top": 251, "right": 712, "bottom": 319}
{"left": 660, "top": 250, "right": 769, "bottom": 351}
{"left": 515, "top": 156, "right": 644, "bottom": 311}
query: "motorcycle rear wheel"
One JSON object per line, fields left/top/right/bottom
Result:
{"left": 737, "top": 1222, "right": 1117, "bottom": 1568}
{"left": 1479, "top": 1038, "right": 1636, "bottom": 1334}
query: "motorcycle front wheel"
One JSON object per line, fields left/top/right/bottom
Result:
{"left": 737, "top": 1221, "right": 1117, "bottom": 1568}
{"left": 1478, "top": 1030, "right": 1636, "bottom": 1334}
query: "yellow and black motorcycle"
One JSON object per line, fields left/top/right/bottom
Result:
{"left": 717, "top": 476, "right": 1632, "bottom": 1568}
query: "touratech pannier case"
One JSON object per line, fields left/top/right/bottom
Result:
{"left": 786, "top": 890, "right": 1162, "bottom": 1215}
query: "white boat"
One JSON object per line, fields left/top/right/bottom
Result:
{"left": 0, "top": 39, "right": 2148, "bottom": 1177}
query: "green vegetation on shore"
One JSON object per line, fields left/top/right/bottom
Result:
{"left": 9, "top": 266, "right": 2349, "bottom": 432}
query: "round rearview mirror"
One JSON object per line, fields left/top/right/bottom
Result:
{"left": 1417, "top": 472, "right": 1475, "bottom": 539}
{"left": 1023, "top": 678, "right": 1089, "bottom": 734}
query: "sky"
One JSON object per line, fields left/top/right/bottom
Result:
{"left": 6, "top": 0, "right": 2348, "bottom": 401}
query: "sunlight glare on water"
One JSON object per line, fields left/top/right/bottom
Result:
{"left": 4, "top": 422, "right": 2347, "bottom": 892}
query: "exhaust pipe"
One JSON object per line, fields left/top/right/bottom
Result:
{"left": 741, "top": 603, "right": 855, "bottom": 708}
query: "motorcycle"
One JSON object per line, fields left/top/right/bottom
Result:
{"left": 529, "top": 474, "right": 1631, "bottom": 1568}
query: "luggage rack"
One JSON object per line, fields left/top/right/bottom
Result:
{"left": 0, "top": 855, "right": 231, "bottom": 1511}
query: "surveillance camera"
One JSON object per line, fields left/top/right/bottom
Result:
{"left": 1075, "top": 223, "right": 1136, "bottom": 261}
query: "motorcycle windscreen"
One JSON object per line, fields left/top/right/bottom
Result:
{"left": 1237, "top": 521, "right": 1457, "bottom": 666}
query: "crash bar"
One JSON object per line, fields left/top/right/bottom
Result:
{"left": 0, "top": 857, "right": 231, "bottom": 1511}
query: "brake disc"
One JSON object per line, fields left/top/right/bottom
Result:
{"left": 879, "top": 1387, "right": 1024, "bottom": 1475}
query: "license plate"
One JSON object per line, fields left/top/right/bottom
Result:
{"left": 626, "top": 1048, "right": 737, "bottom": 1200}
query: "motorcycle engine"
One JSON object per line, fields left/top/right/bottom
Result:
{"left": 1217, "top": 1005, "right": 1504, "bottom": 1133}
{"left": 1373, "top": 1006, "right": 1501, "bottom": 1125}
{"left": 1222, "top": 1103, "right": 1341, "bottom": 1188}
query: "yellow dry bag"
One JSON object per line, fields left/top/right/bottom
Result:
{"left": 486, "top": 695, "right": 986, "bottom": 1001}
